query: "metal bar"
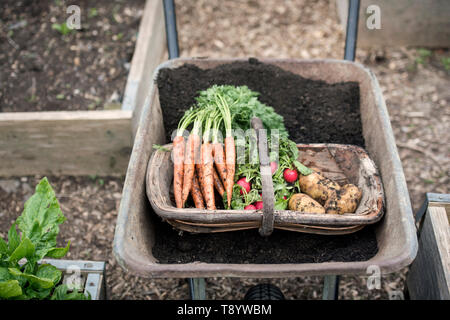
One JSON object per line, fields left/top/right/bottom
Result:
{"left": 40, "top": 259, "right": 106, "bottom": 273}
{"left": 414, "top": 192, "right": 450, "bottom": 231}
{"left": 162, "top": 0, "right": 179, "bottom": 59}
{"left": 344, "top": 0, "right": 360, "bottom": 61}
{"left": 84, "top": 273, "right": 103, "bottom": 300}
{"left": 189, "top": 278, "right": 206, "bottom": 300}
{"left": 322, "top": 275, "right": 340, "bottom": 300}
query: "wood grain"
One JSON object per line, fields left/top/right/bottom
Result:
{"left": 407, "top": 206, "right": 450, "bottom": 300}
{"left": 0, "top": 110, "right": 132, "bottom": 177}
{"left": 121, "top": 0, "right": 167, "bottom": 136}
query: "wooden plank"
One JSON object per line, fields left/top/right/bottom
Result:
{"left": 121, "top": 0, "right": 167, "bottom": 136}
{"left": 407, "top": 206, "right": 450, "bottom": 300}
{"left": 0, "top": 110, "right": 132, "bottom": 177}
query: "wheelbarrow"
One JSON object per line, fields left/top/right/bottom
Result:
{"left": 113, "top": 0, "right": 418, "bottom": 300}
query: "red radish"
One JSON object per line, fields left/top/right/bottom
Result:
{"left": 255, "top": 201, "right": 263, "bottom": 210}
{"left": 236, "top": 177, "right": 251, "bottom": 195}
{"left": 283, "top": 168, "right": 298, "bottom": 183}
{"left": 244, "top": 204, "right": 256, "bottom": 210}
{"left": 270, "top": 162, "right": 278, "bottom": 175}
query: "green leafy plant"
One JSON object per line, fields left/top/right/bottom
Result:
{"left": 51, "top": 22, "right": 74, "bottom": 36}
{"left": 88, "top": 8, "right": 98, "bottom": 18}
{"left": 195, "top": 85, "right": 288, "bottom": 137}
{"left": 0, "top": 178, "right": 90, "bottom": 300}
{"left": 441, "top": 57, "right": 450, "bottom": 71}
{"left": 229, "top": 135, "right": 310, "bottom": 210}
{"left": 415, "top": 48, "right": 432, "bottom": 65}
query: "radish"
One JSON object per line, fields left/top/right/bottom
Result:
{"left": 270, "top": 161, "right": 278, "bottom": 175}
{"left": 236, "top": 177, "right": 251, "bottom": 195}
{"left": 255, "top": 201, "right": 263, "bottom": 210}
{"left": 283, "top": 168, "right": 298, "bottom": 183}
{"left": 244, "top": 204, "right": 256, "bottom": 210}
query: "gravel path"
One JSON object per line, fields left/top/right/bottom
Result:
{"left": 0, "top": 0, "right": 448, "bottom": 300}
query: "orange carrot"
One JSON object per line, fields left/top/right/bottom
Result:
{"left": 172, "top": 135, "right": 185, "bottom": 208}
{"left": 215, "top": 93, "right": 235, "bottom": 208}
{"left": 212, "top": 142, "right": 227, "bottom": 188}
{"left": 225, "top": 136, "right": 235, "bottom": 208}
{"left": 191, "top": 173, "right": 205, "bottom": 209}
{"left": 182, "top": 133, "right": 200, "bottom": 206}
{"left": 195, "top": 163, "right": 206, "bottom": 199}
{"left": 173, "top": 107, "right": 197, "bottom": 208}
{"left": 213, "top": 167, "right": 225, "bottom": 197}
{"left": 201, "top": 142, "right": 216, "bottom": 210}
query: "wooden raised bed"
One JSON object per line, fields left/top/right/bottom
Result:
{"left": 406, "top": 196, "right": 450, "bottom": 300}
{"left": 113, "top": 58, "right": 418, "bottom": 279}
{"left": 0, "top": 0, "right": 166, "bottom": 177}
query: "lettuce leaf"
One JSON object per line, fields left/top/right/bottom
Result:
{"left": 16, "top": 177, "right": 69, "bottom": 260}
{"left": 0, "top": 280, "right": 22, "bottom": 299}
{"left": 0, "top": 177, "right": 89, "bottom": 300}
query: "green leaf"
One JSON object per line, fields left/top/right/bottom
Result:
{"left": 24, "top": 286, "right": 52, "bottom": 300}
{"left": 35, "top": 264, "right": 62, "bottom": 286}
{"left": 45, "top": 241, "right": 70, "bottom": 259}
{"left": 293, "top": 160, "right": 313, "bottom": 176}
{"left": 153, "top": 144, "right": 170, "bottom": 152}
{"left": 16, "top": 177, "right": 66, "bottom": 260}
{"left": 7, "top": 223, "right": 20, "bottom": 255}
{"left": 8, "top": 237, "right": 35, "bottom": 264}
{"left": 0, "top": 280, "right": 22, "bottom": 299}
{"left": 0, "top": 237, "right": 7, "bottom": 255}
{"left": 8, "top": 266, "right": 57, "bottom": 289}
{"left": 0, "top": 267, "right": 12, "bottom": 282}
{"left": 51, "top": 284, "right": 90, "bottom": 300}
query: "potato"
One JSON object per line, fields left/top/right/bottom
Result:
{"left": 298, "top": 171, "right": 341, "bottom": 205}
{"left": 288, "top": 193, "right": 326, "bottom": 213}
{"left": 325, "top": 184, "right": 362, "bottom": 214}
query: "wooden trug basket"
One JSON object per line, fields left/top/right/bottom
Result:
{"left": 146, "top": 118, "right": 384, "bottom": 236}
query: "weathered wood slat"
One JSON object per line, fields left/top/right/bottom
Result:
{"left": 121, "top": 0, "right": 167, "bottom": 136}
{"left": 407, "top": 206, "right": 450, "bottom": 300}
{"left": 0, "top": 110, "right": 132, "bottom": 177}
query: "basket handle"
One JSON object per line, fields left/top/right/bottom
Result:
{"left": 251, "top": 117, "right": 275, "bottom": 237}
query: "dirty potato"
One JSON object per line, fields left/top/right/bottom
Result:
{"left": 288, "top": 193, "right": 326, "bottom": 213}
{"left": 325, "top": 184, "right": 362, "bottom": 214}
{"left": 298, "top": 171, "right": 341, "bottom": 205}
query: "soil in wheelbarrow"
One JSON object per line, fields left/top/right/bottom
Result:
{"left": 153, "top": 59, "right": 378, "bottom": 264}
{"left": 157, "top": 58, "right": 364, "bottom": 147}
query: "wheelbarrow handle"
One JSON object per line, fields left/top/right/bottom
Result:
{"left": 163, "top": 0, "right": 179, "bottom": 59}
{"left": 163, "top": 0, "right": 361, "bottom": 61}
{"left": 251, "top": 117, "right": 275, "bottom": 237}
{"left": 344, "top": 0, "right": 360, "bottom": 62}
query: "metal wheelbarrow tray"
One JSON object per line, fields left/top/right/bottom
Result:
{"left": 113, "top": 58, "right": 418, "bottom": 278}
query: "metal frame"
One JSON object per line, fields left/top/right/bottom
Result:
{"left": 40, "top": 259, "right": 107, "bottom": 300}
{"left": 162, "top": 0, "right": 361, "bottom": 300}
{"left": 414, "top": 193, "right": 450, "bottom": 228}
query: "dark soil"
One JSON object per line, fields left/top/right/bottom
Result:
{"left": 153, "top": 59, "right": 378, "bottom": 264}
{"left": 0, "top": 0, "right": 144, "bottom": 112}
{"left": 157, "top": 58, "right": 364, "bottom": 147}
{"left": 153, "top": 218, "right": 378, "bottom": 264}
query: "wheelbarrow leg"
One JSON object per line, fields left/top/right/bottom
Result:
{"left": 188, "top": 278, "right": 206, "bottom": 300}
{"left": 322, "top": 275, "right": 340, "bottom": 300}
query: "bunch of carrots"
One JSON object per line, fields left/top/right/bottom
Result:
{"left": 172, "top": 91, "right": 235, "bottom": 210}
